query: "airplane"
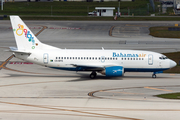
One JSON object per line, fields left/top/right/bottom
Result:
{"left": 9, "top": 15, "right": 177, "bottom": 79}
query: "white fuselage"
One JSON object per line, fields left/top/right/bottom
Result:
{"left": 15, "top": 49, "right": 175, "bottom": 73}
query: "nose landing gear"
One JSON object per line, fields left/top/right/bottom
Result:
{"left": 90, "top": 71, "right": 97, "bottom": 79}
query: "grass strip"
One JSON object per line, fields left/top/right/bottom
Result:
{"left": 149, "top": 26, "right": 180, "bottom": 38}
{"left": 156, "top": 92, "right": 180, "bottom": 99}
{"left": 163, "top": 52, "right": 180, "bottom": 73}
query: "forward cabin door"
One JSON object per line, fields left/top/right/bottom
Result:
{"left": 148, "top": 54, "right": 153, "bottom": 65}
{"left": 43, "top": 53, "right": 48, "bottom": 64}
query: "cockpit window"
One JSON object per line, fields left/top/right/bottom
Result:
{"left": 159, "top": 56, "right": 168, "bottom": 60}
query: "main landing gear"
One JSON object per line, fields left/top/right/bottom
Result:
{"left": 152, "top": 74, "right": 156, "bottom": 78}
{"left": 90, "top": 71, "right": 97, "bottom": 79}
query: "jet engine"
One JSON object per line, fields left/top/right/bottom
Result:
{"left": 100, "top": 66, "right": 124, "bottom": 77}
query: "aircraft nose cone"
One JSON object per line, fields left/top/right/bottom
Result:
{"left": 170, "top": 60, "right": 177, "bottom": 68}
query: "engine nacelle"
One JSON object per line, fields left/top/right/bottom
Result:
{"left": 100, "top": 66, "right": 124, "bottom": 77}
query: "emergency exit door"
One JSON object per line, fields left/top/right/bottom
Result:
{"left": 148, "top": 54, "right": 153, "bottom": 65}
{"left": 43, "top": 53, "right": 48, "bottom": 64}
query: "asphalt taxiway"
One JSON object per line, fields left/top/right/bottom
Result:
{"left": 0, "top": 20, "right": 180, "bottom": 120}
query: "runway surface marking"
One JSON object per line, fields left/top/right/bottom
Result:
{"left": 109, "top": 26, "right": 115, "bottom": 36}
{"left": 35, "top": 26, "right": 47, "bottom": 36}
{"left": 88, "top": 85, "right": 180, "bottom": 101}
{"left": 0, "top": 97, "right": 88, "bottom": 99}
{"left": 0, "top": 101, "right": 141, "bottom": 120}
{"left": 170, "top": 74, "right": 175, "bottom": 75}
{"left": 102, "top": 91, "right": 144, "bottom": 95}
{"left": 0, "top": 107, "right": 179, "bottom": 112}
{"left": 125, "top": 24, "right": 148, "bottom": 27}
{"left": 3, "top": 67, "right": 45, "bottom": 74}
{"left": 0, "top": 100, "right": 179, "bottom": 120}
{"left": 0, "top": 54, "right": 14, "bottom": 70}
{"left": 144, "top": 87, "right": 173, "bottom": 92}
{"left": 0, "top": 80, "right": 65, "bottom": 88}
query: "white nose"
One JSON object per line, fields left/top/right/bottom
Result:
{"left": 170, "top": 60, "right": 177, "bottom": 68}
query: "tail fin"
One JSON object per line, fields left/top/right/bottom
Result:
{"left": 10, "top": 16, "right": 59, "bottom": 51}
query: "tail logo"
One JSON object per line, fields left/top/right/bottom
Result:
{"left": 16, "top": 24, "right": 24, "bottom": 36}
{"left": 15, "top": 24, "right": 36, "bottom": 49}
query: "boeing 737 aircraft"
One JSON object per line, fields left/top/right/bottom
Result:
{"left": 9, "top": 16, "right": 176, "bottom": 79}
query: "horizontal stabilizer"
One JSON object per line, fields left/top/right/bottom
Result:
{"left": 9, "top": 47, "right": 31, "bottom": 54}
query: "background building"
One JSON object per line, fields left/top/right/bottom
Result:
{"left": 95, "top": 7, "right": 115, "bottom": 16}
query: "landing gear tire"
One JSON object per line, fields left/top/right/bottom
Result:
{"left": 152, "top": 74, "right": 156, "bottom": 78}
{"left": 90, "top": 71, "right": 97, "bottom": 79}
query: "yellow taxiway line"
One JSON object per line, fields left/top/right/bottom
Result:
{"left": 144, "top": 87, "right": 173, "bottom": 92}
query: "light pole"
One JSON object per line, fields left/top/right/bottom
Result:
{"left": 51, "top": 6, "right": 52, "bottom": 16}
{"left": 118, "top": 0, "right": 120, "bottom": 17}
{"left": 1, "top": 0, "right": 3, "bottom": 11}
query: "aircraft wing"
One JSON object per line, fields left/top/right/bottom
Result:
{"left": 71, "top": 63, "right": 120, "bottom": 71}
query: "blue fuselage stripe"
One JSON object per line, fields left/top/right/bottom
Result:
{"left": 124, "top": 68, "right": 169, "bottom": 72}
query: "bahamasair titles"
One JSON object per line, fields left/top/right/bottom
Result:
{"left": 8, "top": 16, "right": 176, "bottom": 79}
